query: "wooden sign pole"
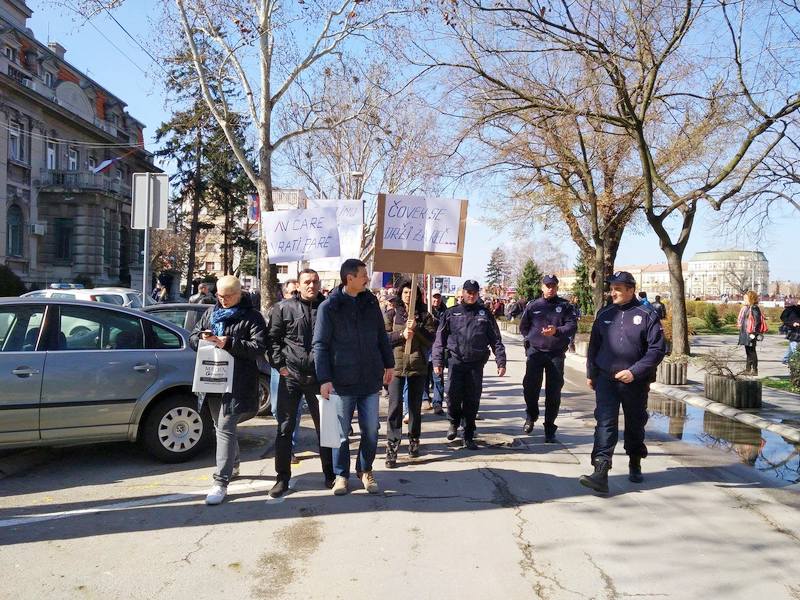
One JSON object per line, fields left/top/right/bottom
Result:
{"left": 404, "top": 274, "right": 418, "bottom": 355}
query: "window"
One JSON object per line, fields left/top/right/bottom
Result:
{"left": 150, "top": 323, "right": 182, "bottom": 349}
{"left": 277, "top": 265, "right": 288, "bottom": 274}
{"left": 87, "top": 156, "right": 96, "bottom": 171}
{"left": 58, "top": 305, "right": 144, "bottom": 351}
{"left": 114, "top": 168, "right": 123, "bottom": 182}
{"left": 54, "top": 218, "right": 74, "bottom": 261}
{"left": 46, "top": 141, "right": 57, "bottom": 169}
{"left": 8, "top": 121, "right": 24, "bottom": 162}
{"left": 5, "top": 46, "right": 16, "bottom": 62}
{"left": 0, "top": 306, "right": 44, "bottom": 352}
{"left": 68, "top": 147, "right": 78, "bottom": 171}
{"left": 205, "top": 261, "right": 215, "bottom": 271}
{"left": 6, "top": 205, "right": 23, "bottom": 257}
{"left": 44, "top": 71, "right": 54, "bottom": 87}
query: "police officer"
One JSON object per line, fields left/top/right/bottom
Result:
{"left": 519, "top": 274, "right": 577, "bottom": 442}
{"left": 580, "top": 271, "right": 666, "bottom": 494}
{"left": 432, "top": 280, "right": 506, "bottom": 450}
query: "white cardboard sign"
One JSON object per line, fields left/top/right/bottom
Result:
{"left": 307, "top": 198, "right": 363, "bottom": 269}
{"left": 382, "top": 195, "right": 461, "bottom": 253}
{"left": 261, "top": 206, "right": 341, "bottom": 264}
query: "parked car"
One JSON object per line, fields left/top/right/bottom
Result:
{"left": 22, "top": 285, "right": 153, "bottom": 309}
{"left": 0, "top": 298, "right": 214, "bottom": 462}
{"left": 142, "top": 302, "right": 272, "bottom": 416}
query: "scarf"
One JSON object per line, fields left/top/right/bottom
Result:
{"left": 210, "top": 305, "right": 244, "bottom": 336}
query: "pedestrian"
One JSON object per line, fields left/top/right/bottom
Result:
{"left": 580, "top": 271, "right": 666, "bottom": 494}
{"left": 189, "top": 275, "right": 269, "bottom": 505}
{"left": 638, "top": 291, "right": 652, "bottom": 307}
{"left": 780, "top": 299, "right": 800, "bottom": 365}
{"left": 651, "top": 295, "right": 667, "bottom": 320}
{"left": 737, "top": 290, "right": 768, "bottom": 376}
{"left": 267, "top": 268, "right": 334, "bottom": 497}
{"left": 189, "top": 282, "right": 215, "bottom": 305}
{"left": 429, "top": 292, "right": 448, "bottom": 415}
{"left": 507, "top": 295, "right": 527, "bottom": 320}
{"left": 313, "top": 259, "right": 395, "bottom": 496}
{"left": 519, "top": 275, "right": 577, "bottom": 443}
{"left": 432, "top": 280, "right": 506, "bottom": 450}
{"left": 384, "top": 279, "right": 437, "bottom": 467}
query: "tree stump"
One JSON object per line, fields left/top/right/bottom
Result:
{"left": 656, "top": 360, "right": 688, "bottom": 385}
{"left": 704, "top": 373, "right": 762, "bottom": 409}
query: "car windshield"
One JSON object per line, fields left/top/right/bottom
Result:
{"left": 94, "top": 294, "right": 125, "bottom": 305}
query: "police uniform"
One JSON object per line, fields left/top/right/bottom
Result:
{"left": 519, "top": 276, "right": 577, "bottom": 441}
{"left": 581, "top": 271, "right": 666, "bottom": 492}
{"left": 432, "top": 280, "right": 506, "bottom": 448}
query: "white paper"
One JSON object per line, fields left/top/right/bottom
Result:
{"left": 307, "top": 198, "right": 363, "bottom": 270}
{"left": 261, "top": 206, "right": 341, "bottom": 263}
{"left": 192, "top": 340, "right": 235, "bottom": 394}
{"left": 318, "top": 394, "right": 343, "bottom": 448}
{"left": 382, "top": 194, "right": 462, "bottom": 253}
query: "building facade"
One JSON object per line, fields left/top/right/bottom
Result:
{"left": 0, "top": 0, "right": 158, "bottom": 290}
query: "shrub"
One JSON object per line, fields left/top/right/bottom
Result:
{"left": 0, "top": 265, "right": 26, "bottom": 296}
{"left": 703, "top": 304, "right": 722, "bottom": 331}
{"left": 688, "top": 316, "right": 705, "bottom": 332}
{"left": 789, "top": 352, "right": 800, "bottom": 390}
{"left": 724, "top": 312, "right": 737, "bottom": 325}
{"left": 577, "top": 315, "right": 594, "bottom": 335}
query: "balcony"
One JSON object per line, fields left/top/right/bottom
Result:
{"left": 38, "top": 169, "right": 131, "bottom": 198}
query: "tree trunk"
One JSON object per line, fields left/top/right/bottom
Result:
{"left": 663, "top": 246, "right": 690, "bottom": 355}
{"left": 184, "top": 128, "right": 202, "bottom": 299}
{"left": 592, "top": 245, "right": 606, "bottom": 313}
{"left": 257, "top": 163, "right": 280, "bottom": 312}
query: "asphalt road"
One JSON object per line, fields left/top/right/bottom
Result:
{"left": 1, "top": 336, "right": 799, "bottom": 599}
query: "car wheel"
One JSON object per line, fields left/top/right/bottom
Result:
{"left": 257, "top": 373, "right": 272, "bottom": 416}
{"left": 142, "top": 393, "right": 212, "bottom": 462}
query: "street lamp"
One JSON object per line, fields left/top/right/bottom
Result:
{"left": 314, "top": 170, "right": 364, "bottom": 198}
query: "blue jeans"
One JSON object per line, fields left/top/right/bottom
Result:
{"left": 331, "top": 392, "right": 380, "bottom": 478}
{"left": 432, "top": 368, "right": 445, "bottom": 406}
{"left": 783, "top": 341, "right": 798, "bottom": 364}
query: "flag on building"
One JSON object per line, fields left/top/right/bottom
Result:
{"left": 248, "top": 193, "right": 260, "bottom": 222}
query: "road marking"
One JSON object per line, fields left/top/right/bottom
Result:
{"left": 0, "top": 481, "right": 271, "bottom": 529}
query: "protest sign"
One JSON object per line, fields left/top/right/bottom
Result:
{"left": 307, "top": 198, "right": 363, "bottom": 270}
{"left": 373, "top": 194, "right": 468, "bottom": 276}
{"left": 261, "top": 206, "right": 340, "bottom": 264}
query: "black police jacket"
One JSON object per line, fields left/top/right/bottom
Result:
{"left": 586, "top": 299, "right": 666, "bottom": 382}
{"left": 189, "top": 293, "right": 268, "bottom": 416}
{"left": 519, "top": 296, "right": 577, "bottom": 356}
{"left": 313, "top": 285, "right": 394, "bottom": 396}
{"left": 432, "top": 300, "right": 506, "bottom": 368}
{"left": 268, "top": 293, "right": 325, "bottom": 384}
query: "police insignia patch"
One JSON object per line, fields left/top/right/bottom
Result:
{"left": 479, "top": 310, "right": 485, "bottom": 316}
{"left": 556, "top": 306, "right": 562, "bottom": 313}
{"left": 633, "top": 315, "right": 643, "bottom": 325}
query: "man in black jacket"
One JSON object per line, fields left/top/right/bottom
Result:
{"left": 519, "top": 275, "right": 577, "bottom": 442}
{"left": 189, "top": 276, "right": 268, "bottom": 506}
{"left": 580, "top": 271, "right": 666, "bottom": 494}
{"left": 432, "top": 280, "right": 506, "bottom": 450}
{"left": 314, "top": 259, "right": 395, "bottom": 496}
{"left": 267, "top": 268, "right": 334, "bottom": 497}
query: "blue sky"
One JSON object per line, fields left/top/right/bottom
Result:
{"left": 29, "top": 1, "right": 799, "bottom": 283}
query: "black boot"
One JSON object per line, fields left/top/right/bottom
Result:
{"left": 446, "top": 423, "right": 458, "bottom": 441}
{"left": 628, "top": 456, "right": 643, "bottom": 483}
{"left": 463, "top": 436, "right": 478, "bottom": 450}
{"left": 523, "top": 418, "right": 534, "bottom": 434}
{"left": 268, "top": 479, "right": 290, "bottom": 498}
{"left": 579, "top": 461, "right": 610, "bottom": 494}
{"left": 408, "top": 438, "right": 420, "bottom": 458}
{"left": 385, "top": 440, "right": 399, "bottom": 469}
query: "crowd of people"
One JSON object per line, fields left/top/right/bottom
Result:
{"left": 187, "top": 261, "right": 673, "bottom": 505}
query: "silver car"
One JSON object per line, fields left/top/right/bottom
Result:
{"left": 0, "top": 298, "right": 213, "bottom": 462}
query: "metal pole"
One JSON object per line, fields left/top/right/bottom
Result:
{"left": 142, "top": 172, "right": 152, "bottom": 298}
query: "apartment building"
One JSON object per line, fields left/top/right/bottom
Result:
{"left": 0, "top": 0, "right": 159, "bottom": 290}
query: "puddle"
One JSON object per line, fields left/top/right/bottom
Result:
{"left": 647, "top": 396, "right": 800, "bottom": 485}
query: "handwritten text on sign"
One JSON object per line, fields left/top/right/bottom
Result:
{"left": 307, "top": 199, "right": 363, "bottom": 268}
{"left": 382, "top": 195, "right": 461, "bottom": 253}
{"left": 261, "top": 206, "right": 341, "bottom": 264}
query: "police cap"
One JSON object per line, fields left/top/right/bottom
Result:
{"left": 542, "top": 274, "right": 559, "bottom": 285}
{"left": 462, "top": 280, "right": 480, "bottom": 292}
{"left": 606, "top": 271, "right": 637, "bottom": 286}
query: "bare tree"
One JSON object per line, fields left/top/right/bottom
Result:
{"left": 419, "top": 0, "right": 800, "bottom": 355}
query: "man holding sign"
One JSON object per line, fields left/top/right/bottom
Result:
{"left": 432, "top": 280, "right": 506, "bottom": 450}
{"left": 313, "top": 259, "right": 395, "bottom": 495}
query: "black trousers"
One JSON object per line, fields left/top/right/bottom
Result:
{"left": 522, "top": 352, "right": 565, "bottom": 435}
{"left": 447, "top": 361, "right": 485, "bottom": 439}
{"left": 745, "top": 343, "right": 758, "bottom": 371}
{"left": 274, "top": 375, "right": 334, "bottom": 483}
{"left": 590, "top": 376, "right": 650, "bottom": 467}
{"left": 387, "top": 375, "right": 425, "bottom": 443}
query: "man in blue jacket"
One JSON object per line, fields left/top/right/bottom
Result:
{"left": 313, "top": 259, "right": 394, "bottom": 496}
{"left": 580, "top": 271, "right": 666, "bottom": 494}
{"left": 432, "top": 280, "right": 506, "bottom": 450}
{"left": 519, "top": 275, "right": 577, "bottom": 442}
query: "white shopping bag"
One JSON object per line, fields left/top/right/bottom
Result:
{"left": 318, "top": 394, "right": 343, "bottom": 448}
{"left": 192, "top": 339, "right": 235, "bottom": 394}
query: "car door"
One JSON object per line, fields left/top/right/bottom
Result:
{"left": 0, "top": 304, "right": 46, "bottom": 443}
{"left": 39, "top": 304, "right": 159, "bottom": 441}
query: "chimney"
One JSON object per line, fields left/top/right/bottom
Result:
{"left": 48, "top": 41, "right": 66, "bottom": 60}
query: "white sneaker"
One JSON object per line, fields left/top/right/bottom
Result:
{"left": 332, "top": 476, "right": 348, "bottom": 496}
{"left": 205, "top": 485, "right": 227, "bottom": 505}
